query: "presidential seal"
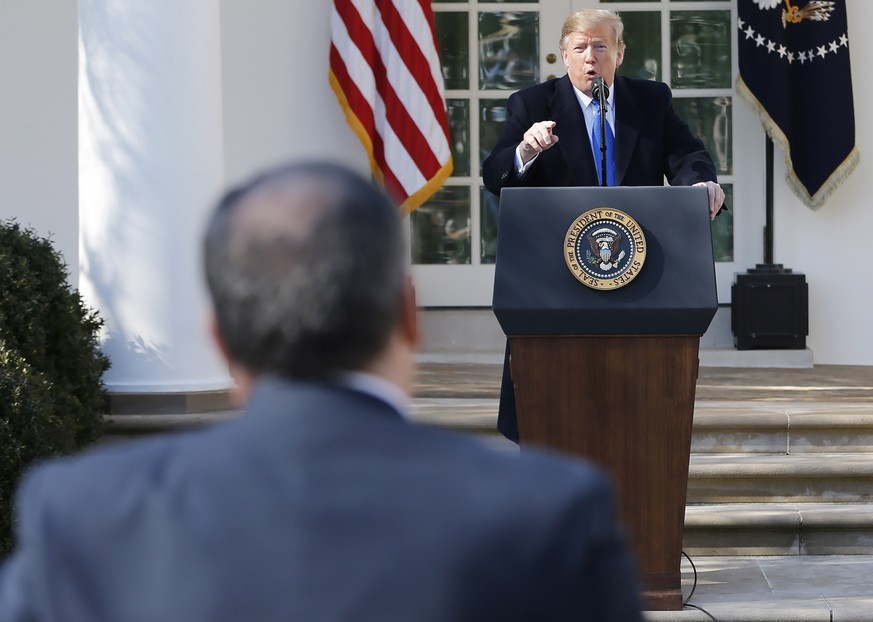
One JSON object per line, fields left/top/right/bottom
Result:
{"left": 564, "top": 208, "right": 647, "bottom": 290}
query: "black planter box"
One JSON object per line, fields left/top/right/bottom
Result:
{"left": 731, "top": 264, "right": 808, "bottom": 350}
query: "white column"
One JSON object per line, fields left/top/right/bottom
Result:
{"left": 79, "top": 0, "right": 231, "bottom": 393}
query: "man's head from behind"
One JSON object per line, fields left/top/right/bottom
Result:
{"left": 203, "top": 162, "right": 414, "bottom": 394}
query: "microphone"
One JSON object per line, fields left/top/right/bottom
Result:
{"left": 592, "top": 77, "right": 609, "bottom": 104}
{"left": 592, "top": 77, "right": 609, "bottom": 186}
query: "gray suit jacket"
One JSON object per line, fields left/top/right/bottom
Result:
{"left": 0, "top": 377, "right": 644, "bottom": 621}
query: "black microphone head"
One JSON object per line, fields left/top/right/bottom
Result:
{"left": 592, "top": 77, "right": 609, "bottom": 102}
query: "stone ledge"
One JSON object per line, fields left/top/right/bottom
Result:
{"left": 105, "top": 390, "right": 235, "bottom": 415}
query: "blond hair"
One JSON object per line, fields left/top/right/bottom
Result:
{"left": 559, "top": 9, "right": 625, "bottom": 52}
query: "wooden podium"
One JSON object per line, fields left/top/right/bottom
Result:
{"left": 493, "top": 186, "right": 717, "bottom": 611}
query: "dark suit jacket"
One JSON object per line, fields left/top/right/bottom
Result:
{"left": 482, "top": 74, "right": 717, "bottom": 194}
{"left": 0, "top": 377, "right": 644, "bottom": 622}
{"left": 483, "top": 74, "right": 718, "bottom": 442}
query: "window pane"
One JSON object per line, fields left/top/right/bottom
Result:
{"left": 711, "top": 183, "right": 733, "bottom": 263}
{"left": 670, "top": 10, "right": 731, "bottom": 89}
{"left": 601, "top": 0, "right": 658, "bottom": 3}
{"left": 411, "top": 186, "right": 471, "bottom": 265}
{"left": 480, "top": 0, "right": 537, "bottom": 3}
{"left": 446, "top": 99, "right": 470, "bottom": 177}
{"left": 434, "top": 12, "right": 469, "bottom": 90}
{"left": 479, "top": 12, "right": 539, "bottom": 90}
{"left": 480, "top": 187, "right": 499, "bottom": 264}
{"left": 618, "top": 12, "right": 661, "bottom": 82}
{"left": 673, "top": 96, "right": 732, "bottom": 176}
{"left": 479, "top": 98, "right": 508, "bottom": 170}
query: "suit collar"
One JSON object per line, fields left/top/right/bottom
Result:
{"left": 247, "top": 375, "right": 407, "bottom": 423}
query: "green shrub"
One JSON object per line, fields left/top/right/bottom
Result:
{"left": 0, "top": 221, "right": 109, "bottom": 556}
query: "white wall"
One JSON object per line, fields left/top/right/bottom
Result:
{"left": 0, "top": 2, "right": 79, "bottom": 282}
{"left": 765, "top": 0, "right": 873, "bottom": 365}
{"left": 219, "top": 0, "right": 369, "bottom": 187}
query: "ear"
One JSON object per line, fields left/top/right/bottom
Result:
{"left": 400, "top": 276, "right": 420, "bottom": 348}
{"left": 208, "top": 310, "right": 255, "bottom": 407}
{"left": 615, "top": 45, "right": 624, "bottom": 69}
{"left": 208, "top": 311, "right": 232, "bottom": 365}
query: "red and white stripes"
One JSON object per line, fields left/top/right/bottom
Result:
{"left": 329, "top": 0, "right": 453, "bottom": 213}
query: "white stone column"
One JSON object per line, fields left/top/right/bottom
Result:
{"left": 79, "top": 0, "right": 231, "bottom": 393}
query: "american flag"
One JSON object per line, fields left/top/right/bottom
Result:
{"left": 329, "top": 0, "right": 453, "bottom": 213}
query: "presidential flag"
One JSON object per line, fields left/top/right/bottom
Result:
{"left": 329, "top": 0, "right": 453, "bottom": 213}
{"left": 737, "top": 0, "right": 860, "bottom": 209}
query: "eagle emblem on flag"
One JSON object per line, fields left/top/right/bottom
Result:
{"left": 737, "top": 0, "right": 859, "bottom": 209}
{"left": 753, "top": 0, "right": 835, "bottom": 27}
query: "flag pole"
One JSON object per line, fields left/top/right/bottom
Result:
{"left": 764, "top": 135, "right": 774, "bottom": 265}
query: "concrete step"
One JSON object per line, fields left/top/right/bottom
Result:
{"left": 689, "top": 454, "right": 873, "bottom": 503}
{"left": 692, "top": 402, "right": 873, "bottom": 454}
{"left": 409, "top": 397, "right": 873, "bottom": 453}
{"left": 683, "top": 503, "right": 873, "bottom": 557}
{"left": 103, "top": 401, "right": 873, "bottom": 455}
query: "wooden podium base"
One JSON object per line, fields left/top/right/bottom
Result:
{"left": 510, "top": 335, "right": 699, "bottom": 611}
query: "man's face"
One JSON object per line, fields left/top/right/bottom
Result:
{"left": 561, "top": 26, "right": 624, "bottom": 97}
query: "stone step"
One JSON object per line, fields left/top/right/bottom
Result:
{"left": 103, "top": 413, "right": 873, "bottom": 503}
{"left": 683, "top": 503, "right": 873, "bottom": 557}
{"left": 103, "top": 401, "right": 873, "bottom": 455}
{"left": 689, "top": 454, "right": 873, "bottom": 503}
{"left": 409, "top": 398, "right": 873, "bottom": 454}
{"left": 100, "top": 415, "right": 873, "bottom": 556}
{"left": 692, "top": 402, "right": 873, "bottom": 454}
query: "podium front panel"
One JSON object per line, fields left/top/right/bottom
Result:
{"left": 492, "top": 186, "right": 718, "bottom": 336}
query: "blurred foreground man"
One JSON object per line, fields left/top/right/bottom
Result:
{"left": 0, "top": 162, "right": 644, "bottom": 622}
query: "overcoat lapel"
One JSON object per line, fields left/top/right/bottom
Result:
{"left": 613, "top": 76, "right": 640, "bottom": 186}
{"left": 551, "top": 76, "right": 597, "bottom": 186}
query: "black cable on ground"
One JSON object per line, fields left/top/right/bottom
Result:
{"left": 681, "top": 551, "right": 719, "bottom": 621}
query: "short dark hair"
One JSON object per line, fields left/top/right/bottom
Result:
{"left": 203, "top": 162, "right": 406, "bottom": 378}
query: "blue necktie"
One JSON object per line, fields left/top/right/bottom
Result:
{"left": 591, "top": 99, "right": 616, "bottom": 186}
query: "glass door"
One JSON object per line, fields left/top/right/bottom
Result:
{"left": 413, "top": 0, "right": 571, "bottom": 306}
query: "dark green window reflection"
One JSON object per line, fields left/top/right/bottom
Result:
{"left": 601, "top": 0, "right": 658, "bottom": 3}
{"left": 479, "top": 98, "right": 508, "bottom": 169}
{"left": 480, "top": 187, "right": 499, "bottom": 264}
{"left": 711, "top": 184, "right": 733, "bottom": 263}
{"left": 618, "top": 12, "right": 661, "bottom": 82}
{"left": 479, "top": 12, "right": 539, "bottom": 90}
{"left": 670, "top": 11, "right": 731, "bottom": 89}
{"left": 434, "top": 12, "right": 469, "bottom": 90}
{"left": 673, "top": 97, "right": 732, "bottom": 176}
{"left": 411, "top": 186, "right": 471, "bottom": 265}
{"left": 480, "top": 0, "right": 537, "bottom": 3}
{"left": 446, "top": 99, "right": 470, "bottom": 177}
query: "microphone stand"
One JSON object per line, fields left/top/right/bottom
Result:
{"left": 595, "top": 79, "right": 608, "bottom": 186}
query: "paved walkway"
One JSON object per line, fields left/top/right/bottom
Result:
{"left": 412, "top": 362, "right": 873, "bottom": 621}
